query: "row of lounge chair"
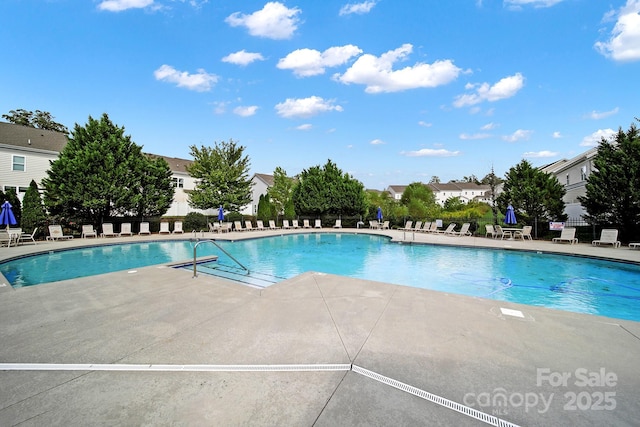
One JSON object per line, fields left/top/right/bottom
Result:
{"left": 227, "top": 219, "right": 329, "bottom": 232}
{"left": 400, "top": 221, "right": 473, "bottom": 237}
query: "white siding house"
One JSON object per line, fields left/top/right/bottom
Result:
{"left": 386, "top": 182, "right": 492, "bottom": 206}
{"left": 240, "top": 173, "right": 274, "bottom": 216}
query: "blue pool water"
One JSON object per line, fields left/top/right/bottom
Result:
{"left": 2, "top": 233, "right": 639, "bottom": 321}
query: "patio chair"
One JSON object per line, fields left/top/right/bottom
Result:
{"left": 0, "top": 230, "right": 13, "bottom": 247}
{"left": 333, "top": 219, "right": 342, "bottom": 228}
{"left": 369, "top": 220, "right": 379, "bottom": 229}
{"left": 514, "top": 225, "right": 533, "bottom": 241}
{"left": 303, "top": 219, "right": 311, "bottom": 229}
{"left": 436, "top": 223, "right": 457, "bottom": 234}
{"left": 209, "top": 222, "right": 220, "bottom": 233}
{"left": 418, "top": 222, "right": 431, "bottom": 233}
{"left": 425, "top": 222, "right": 438, "bottom": 233}
{"left": 292, "top": 220, "right": 300, "bottom": 229}
{"left": 119, "top": 222, "right": 133, "bottom": 237}
{"left": 138, "top": 222, "right": 151, "bottom": 235}
{"left": 48, "top": 225, "right": 74, "bottom": 241}
{"left": 630, "top": 242, "right": 640, "bottom": 249}
{"left": 412, "top": 221, "right": 423, "bottom": 232}
{"left": 592, "top": 229, "right": 621, "bottom": 248}
{"left": 282, "top": 219, "right": 291, "bottom": 229}
{"left": 314, "top": 219, "right": 322, "bottom": 229}
{"left": 494, "top": 225, "right": 511, "bottom": 240}
{"left": 552, "top": 227, "right": 577, "bottom": 244}
{"left": 101, "top": 223, "right": 118, "bottom": 238}
{"left": 256, "top": 220, "right": 265, "bottom": 230}
{"left": 244, "top": 220, "right": 254, "bottom": 231}
{"left": 81, "top": 225, "right": 97, "bottom": 238}
{"left": 19, "top": 227, "right": 38, "bottom": 245}
{"left": 221, "top": 223, "right": 232, "bottom": 233}
{"left": 159, "top": 222, "right": 171, "bottom": 234}
{"left": 172, "top": 221, "right": 184, "bottom": 234}
{"left": 380, "top": 220, "right": 390, "bottom": 230}
{"left": 234, "top": 221, "right": 244, "bottom": 231}
{"left": 485, "top": 224, "right": 496, "bottom": 238}
{"left": 269, "top": 220, "right": 279, "bottom": 230}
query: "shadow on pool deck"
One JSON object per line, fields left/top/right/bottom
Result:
{"left": 0, "top": 229, "right": 639, "bottom": 426}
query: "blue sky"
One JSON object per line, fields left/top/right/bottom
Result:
{"left": 1, "top": 0, "right": 639, "bottom": 189}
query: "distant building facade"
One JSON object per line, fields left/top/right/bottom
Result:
{"left": 386, "top": 182, "right": 492, "bottom": 206}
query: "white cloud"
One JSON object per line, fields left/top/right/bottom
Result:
{"left": 459, "top": 133, "right": 491, "bottom": 140}
{"left": 454, "top": 73, "right": 524, "bottom": 107}
{"left": 504, "top": 0, "right": 564, "bottom": 9}
{"left": 296, "top": 124, "right": 313, "bottom": 130}
{"left": 212, "top": 101, "right": 229, "bottom": 114}
{"left": 502, "top": 129, "right": 533, "bottom": 142}
{"left": 97, "top": 0, "right": 153, "bottom": 12}
{"left": 277, "top": 45, "right": 362, "bottom": 77}
{"left": 370, "top": 138, "right": 385, "bottom": 145}
{"left": 552, "top": 131, "right": 562, "bottom": 138}
{"left": 339, "top": 1, "right": 377, "bottom": 16}
{"left": 587, "top": 107, "right": 619, "bottom": 120}
{"left": 595, "top": 0, "right": 640, "bottom": 61}
{"left": 333, "top": 44, "right": 461, "bottom": 93}
{"left": 233, "top": 105, "right": 259, "bottom": 117}
{"left": 222, "top": 50, "right": 265, "bottom": 66}
{"left": 275, "top": 96, "right": 343, "bottom": 118}
{"left": 153, "top": 64, "right": 218, "bottom": 92}
{"left": 481, "top": 122, "right": 497, "bottom": 130}
{"left": 580, "top": 128, "right": 616, "bottom": 146}
{"left": 401, "top": 148, "right": 461, "bottom": 157}
{"left": 523, "top": 150, "right": 559, "bottom": 158}
{"left": 418, "top": 121, "right": 432, "bottom": 127}
{"left": 225, "top": 2, "right": 301, "bottom": 40}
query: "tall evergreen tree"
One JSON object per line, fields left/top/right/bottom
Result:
{"left": 20, "top": 180, "right": 47, "bottom": 235}
{"left": 579, "top": 120, "right": 640, "bottom": 240}
{"left": 267, "top": 167, "right": 295, "bottom": 218}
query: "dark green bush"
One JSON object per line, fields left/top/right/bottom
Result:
{"left": 183, "top": 212, "right": 208, "bottom": 231}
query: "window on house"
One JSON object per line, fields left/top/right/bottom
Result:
{"left": 581, "top": 166, "right": 587, "bottom": 181}
{"left": 172, "top": 177, "right": 184, "bottom": 188}
{"left": 566, "top": 174, "right": 570, "bottom": 185}
{"left": 12, "top": 155, "right": 25, "bottom": 171}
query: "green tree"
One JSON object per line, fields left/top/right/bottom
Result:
{"left": 292, "top": 160, "right": 367, "bottom": 216}
{"left": 267, "top": 166, "right": 295, "bottom": 217}
{"left": 134, "top": 155, "right": 175, "bottom": 219}
{"left": 20, "top": 180, "right": 47, "bottom": 234}
{"left": 2, "top": 109, "right": 69, "bottom": 134}
{"left": 400, "top": 182, "right": 439, "bottom": 218}
{"left": 257, "top": 193, "right": 276, "bottom": 222}
{"left": 497, "top": 160, "right": 566, "bottom": 224}
{"left": 186, "top": 140, "right": 252, "bottom": 213}
{"left": 579, "top": 120, "right": 640, "bottom": 239}
{"left": 443, "top": 196, "right": 465, "bottom": 211}
{"left": 43, "top": 114, "right": 173, "bottom": 225}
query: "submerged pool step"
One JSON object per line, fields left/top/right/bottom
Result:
{"left": 186, "top": 263, "right": 283, "bottom": 289}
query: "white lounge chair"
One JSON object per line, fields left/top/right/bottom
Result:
{"left": 436, "top": 223, "right": 457, "bottom": 235}
{"left": 418, "top": 222, "right": 431, "bottom": 233}
{"left": 425, "top": 222, "right": 438, "bottom": 233}
{"left": 303, "top": 219, "right": 311, "bottom": 229}
{"left": 81, "top": 225, "right": 97, "bottom": 238}
{"left": 592, "top": 229, "right": 620, "bottom": 248}
{"left": 159, "top": 222, "right": 171, "bottom": 234}
{"left": 629, "top": 242, "right": 640, "bottom": 249}
{"left": 256, "top": 220, "right": 265, "bottom": 230}
{"left": 139, "top": 222, "right": 151, "bottom": 235}
{"left": 245, "top": 220, "right": 254, "bottom": 231}
{"left": 314, "top": 219, "right": 322, "bottom": 229}
{"left": 119, "top": 222, "right": 133, "bottom": 237}
{"left": 552, "top": 227, "right": 577, "bottom": 244}
{"left": 514, "top": 225, "right": 532, "bottom": 240}
{"left": 401, "top": 221, "right": 413, "bottom": 231}
{"left": 412, "top": 221, "right": 423, "bottom": 232}
{"left": 282, "top": 220, "right": 291, "bottom": 229}
{"left": 234, "top": 221, "right": 244, "bottom": 231}
{"left": 333, "top": 219, "right": 342, "bottom": 228}
{"left": 292, "top": 220, "right": 300, "bottom": 229}
{"left": 19, "top": 227, "right": 38, "bottom": 245}
{"left": 450, "top": 223, "right": 472, "bottom": 237}
{"left": 172, "top": 221, "right": 184, "bottom": 234}
{"left": 48, "top": 224, "right": 74, "bottom": 241}
{"left": 269, "top": 220, "right": 279, "bottom": 230}
{"left": 101, "top": 223, "right": 118, "bottom": 238}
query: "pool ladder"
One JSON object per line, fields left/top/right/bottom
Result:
{"left": 192, "top": 239, "right": 249, "bottom": 278}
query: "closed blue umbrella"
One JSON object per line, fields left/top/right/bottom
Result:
{"left": 218, "top": 205, "right": 224, "bottom": 222}
{"left": 376, "top": 206, "right": 383, "bottom": 222}
{"left": 504, "top": 204, "right": 517, "bottom": 225}
{"left": 0, "top": 201, "right": 17, "bottom": 229}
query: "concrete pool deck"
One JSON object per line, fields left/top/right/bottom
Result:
{"left": 1, "top": 229, "right": 639, "bottom": 426}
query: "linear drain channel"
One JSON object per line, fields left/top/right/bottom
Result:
{"left": 1, "top": 363, "right": 520, "bottom": 426}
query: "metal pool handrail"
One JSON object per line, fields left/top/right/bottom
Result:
{"left": 193, "top": 239, "right": 249, "bottom": 278}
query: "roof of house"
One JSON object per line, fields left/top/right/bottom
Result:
{"left": 0, "top": 122, "right": 68, "bottom": 153}
{"left": 146, "top": 153, "right": 193, "bottom": 174}
{"left": 540, "top": 147, "right": 598, "bottom": 175}
{"left": 253, "top": 173, "right": 275, "bottom": 186}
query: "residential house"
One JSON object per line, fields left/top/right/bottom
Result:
{"left": 540, "top": 147, "right": 598, "bottom": 222}
{"left": 386, "top": 182, "right": 492, "bottom": 206}
{"left": 241, "top": 173, "right": 274, "bottom": 216}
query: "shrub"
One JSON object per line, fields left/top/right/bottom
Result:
{"left": 183, "top": 212, "right": 208, "bottom": 231}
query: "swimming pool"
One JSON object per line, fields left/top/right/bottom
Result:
{"left": 2, "top": 233, "right": 639, "bottom": 321}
